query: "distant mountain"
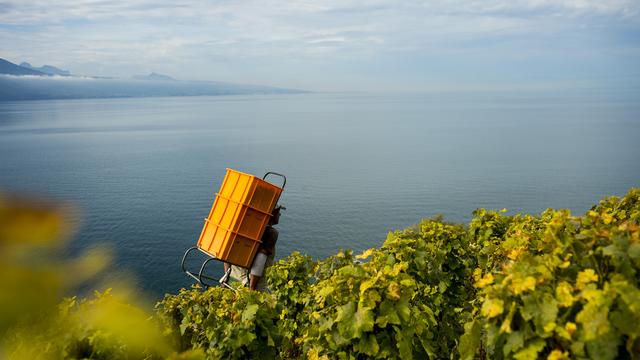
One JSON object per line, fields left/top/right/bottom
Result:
{"left": 132, "top": 72, "right": 175, "bottom": 81}
{"left": 19, "top": 62, "right": 71, "bottom": 76}
{"left": 0, "top": 57, "right": 307, "bottom": 100}
{"left": 0, "top": 58, "right": 47, "bottom": 76}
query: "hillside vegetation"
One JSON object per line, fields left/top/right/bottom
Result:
{"left": 1, "top": 189, "right": 639, "bottom": 359}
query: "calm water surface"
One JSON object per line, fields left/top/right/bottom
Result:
{"left": 1, "top": 92, "right": 638, "bottom": 296}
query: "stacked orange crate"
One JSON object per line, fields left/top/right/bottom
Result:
{"left": 197, "top": 169, "right": 283, "bottom": 268}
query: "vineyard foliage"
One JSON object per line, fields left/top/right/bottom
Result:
{"left": 3, "top": 189, "right": 640, "bottom": 359}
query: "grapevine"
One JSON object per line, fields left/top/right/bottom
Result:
{"left": 3, "top": 189, "right": 639, "bottom": 359}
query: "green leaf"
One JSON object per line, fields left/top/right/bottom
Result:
{"left": 513, "top": 339, "right": 545, "bottom": 360}
{"left": 586, "top": 332, "right": 620, "bottom": 360}
{"left": 317, "top": 285, "right": 335, "bottom": 299}
{"left": 241, "top": 304, "right": 259, "bottom": 322}
{"left": 377, "top": 300, "right": 401, "bottom": 327}
{"left": 628, "top": 242, "right": 640, "bottom": 266}
{"left": 180, "top": 322, "right": 189, "bottom": 335}
{"left": 318, "top": 315, "right": 335, "bottom": 332}
{"left": 576, "top": 294, "right": 611, "bottom": 341}
{"left": 602, "top": 244, "right": 622, "bottom": 258}
{"left": 536, "top": 294, "right": 558, "bottom": 335}
{"left": 396, "top": 330, "right": 413, "bottom": 360}
{"left": 336, "top": 302, "right": 356, "bottom": 323}
{"left": 396, "top": 297, "right": 411, "bottom": 322}
{"left": 356, "top": 334, "right": 380, "bottom": 356}
{"left": 336, "top": 305, "right": 375, "bottom": 341}
{"left": 503, "top": 331, "right": 524, "bottom": 356}
{"left": 234, "top": 330, "right": 256, "bottom": 347}
{"left": 458, "top": 319, "right": 481, "bottom": 360}
{"left": 570, "top": 341, "right": 586, "bottom": 357}
{"left": 352, "top": 306, "right": 375, "bottom": 336}
{"left": 521, "top": 295, "right": 536, "bottom": 321}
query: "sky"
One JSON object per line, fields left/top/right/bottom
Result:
{"left": 1, "top": 0, "right": 639, "bottom": 92}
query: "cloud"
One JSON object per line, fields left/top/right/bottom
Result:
{"left": 0, "top": 73, "right": 95, "bottom": 80}
{"left": 0, "top": 0, "right": 638, "bottom": 90}
{"left": 1, "top": 0, "right": 637, "bottom": 25}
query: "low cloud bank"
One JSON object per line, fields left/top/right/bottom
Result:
{"left": 0, "top": 76, "right": 305, "bottom": 101}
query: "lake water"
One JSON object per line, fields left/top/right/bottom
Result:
{"left": 1, "top": 92, "right": 638, "bottom": 297}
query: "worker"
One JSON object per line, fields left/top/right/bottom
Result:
{"left": 220, "top": 205, "right": 284, "bottom": 291}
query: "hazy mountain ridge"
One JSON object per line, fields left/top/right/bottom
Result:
{"left": 0, "top": 58, "right": 47, "bottom": 76}
{"left": 0, "top": 58, "right": 306, "bottom": 100}
{"left": 19, "top": 62, "right": 71, "bottom": 76}
{"left": 132, "top": 72, "right": 176, "bottom": 81}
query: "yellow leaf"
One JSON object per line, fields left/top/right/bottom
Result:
{"left": 499, "top": 302, "right": 516, "bottom": 334}
{"left": 390, "top": 262, "right": 407, "bottom": 276}
{"left": 472, "top": 268, "right": 483, "bottom": 282}
{"left": 0, "top": 196, "right": 75, "bottom": 245}
{"left": 499, "top": 316, "right": 512, "bottom": 333}
{"left": 547, "top": 350, "right": 570, "bottom": 360}
{"left": 555, "top": 281, "right": 574, "bottom": 307}
{"left": 481, "top": 298, "right": 504, "bottom": 318}
{"left": 509, "top": 276, "right": 536, "bottom": 295}
{"left": 580, "top": 287, "right": 603, "bottom": 303}
{"left": 543, "top": 322, "right": 556, "bottom": 333}
{"left": 507, "top": 247, "right": 525, "bottom": 260}
{"left": 474, "top": 273, "right": 494, "bottom": 289}
{"left": 359, "top": 277, "right": 378, "bottom": 296}
{"left": 356, "top": 248, "right": 376, "bottom": 260}
{"left": 386, "top": 282, "right": 401, "bottom": 301}
{"left": 565, "top": 322, "right": 577, "bottom": 336}
{"left": 307, "top": 348, "right": 330, "bottom": 360}
{"left": 576, "top": 269, "right": 598, "bottom": 290}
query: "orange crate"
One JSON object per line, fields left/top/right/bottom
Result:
{"left": 196, "top": 169, "right": 283, "bottom": 268}
{"left": 198, "top": 224, "right": 261, "bottom": 269}
{"left": 217, "top": 168, "right": 282, "bottom": 213}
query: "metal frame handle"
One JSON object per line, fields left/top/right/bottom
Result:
{"left": 263, "top": 172, "right": 286, "bottom": 189}
{"left": 181, "top": 246, "right": 236, "bottom": 291}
